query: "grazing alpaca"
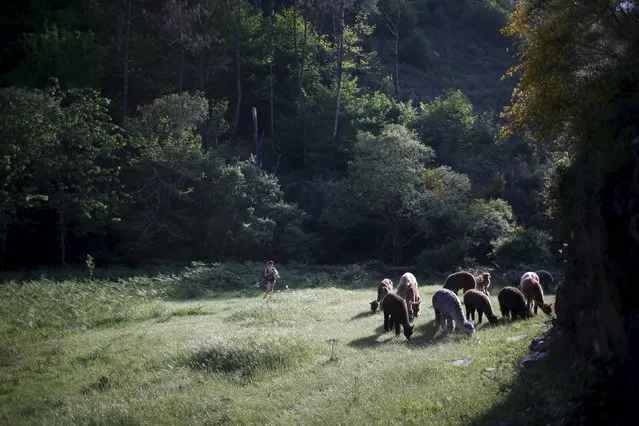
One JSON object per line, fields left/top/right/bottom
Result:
{"left": 463, "top": 289, "right": 499, "bottom": 325}
{"left": 396, "top": 272, "right": 422, "bottom": 320}
{"left": 534, "top": 269, "right": 555, "bottom": 293}
{"left": 521, "top": 277, "right": 553, "bottom": 316}
{"left": 474, "top": 272, "right": 492, "bottom": 295}
{"left": 432, "top": 288, "right": 475, "bottom": 334}
{"left": 498, "top": 286, "right": 533, "bottom": 320}
{"left": 370, "top": 278, "right": 393, "bottom": 313}
{"left": 443, "top": 271, "right": 477, "bottom": 295}
{"left": 519, "top": 271, "right": 540, "bottom": 288}
{"left": 381, "top": 292, "right": 414, "bottom": 340}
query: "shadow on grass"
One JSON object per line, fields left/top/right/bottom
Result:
{"left": 348, "top": 319, "right": 447, "bottom": 348}
{"left": 468, "top": 348, "right": 574, "bottom": 426}
{"left": 350, "top": 310, "right": 374, "bottom": 321}
{"left": 347, "top": 321, "right": 414, "bottom": 347}
{"left": 410, "top": 320, "right": 447, "bottom": 346}
{"left": 347, "top": 333, "right": 382, "bottom": 348}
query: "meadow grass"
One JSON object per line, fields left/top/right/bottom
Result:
{"left": 0, "top": 267, "right": 571, "bottom": 425}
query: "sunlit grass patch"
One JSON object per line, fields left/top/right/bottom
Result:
{"left": 225, "top": 291, "right": 326, "bottom": 326}
{"left": 184, "top": 333, "right": 323, "bottom": 381}
{"left": 0, "top": 269, "right": 568, "bottom": 425}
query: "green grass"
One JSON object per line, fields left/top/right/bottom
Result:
{"left": 0, "top": 267, "right": 571, "bottom": 425}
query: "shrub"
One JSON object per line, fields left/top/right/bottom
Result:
{"left": 489, "top": 226, "right": 553, "bottom": 270}
{"left": 400, "top": 30, "right": 432, "bottom": 70}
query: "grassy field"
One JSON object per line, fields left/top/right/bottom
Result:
{"left": 0, "top": 264, "right": 572, "bottom": 425}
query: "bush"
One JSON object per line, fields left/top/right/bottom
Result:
{"left": 399, "top": 30, "right": 432, "bottom": 70}
{"left": 416, "top": 237, "right": 474, "bottom": 273}
{"left": 489, "top": 226, "right": 553, "bottom": 270}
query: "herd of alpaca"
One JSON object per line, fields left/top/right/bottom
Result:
{"left": 369, "top": 270, "right": 554, "bottom": 340}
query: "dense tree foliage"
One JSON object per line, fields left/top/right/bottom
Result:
{"left": 502, "top": 0, "right": 639, "bottom": 421}
{"left": 0, "top": 0, "right": 557, "bottom": 272}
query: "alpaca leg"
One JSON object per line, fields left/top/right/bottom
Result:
{"left": 384, "top": 312, "right": 391, "bottom": 332}
{"left": 445, "top": 314, "right": 454, "bottom": 333}
{"left": 500, "top": 305, "right": 509, "bottom": 319}
{"left": 534, "top": 302, "right": 539, "bottom": 315}
{"left": 465, "top": 306, "right": 471, "bottom": 322}
{"left": 394, "top": 317, "right": 401, "bottom": 337}
{"left": 478, "top": 311, "right": 483, "bottom": 324}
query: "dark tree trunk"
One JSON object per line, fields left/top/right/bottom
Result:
{"left": 252, "top": 106, "right": 261, "bottom": 167}
{"left": 294, "top": 0, "right": 309, "bottom": 169}
{"left": 0, "top": 221, "right": 6, "bottom": 272}
{"left": 331, "top": 5, "right": 345, "bottom": 144}
{"left": 556, "top": 146, "right": 639, "bottom": 422}
{"left": 231, "top": 0, "right": 242, "bottom": 142}
{"left": 122, "top": 0, "right": 132, "bottom": 122}
{"left": 269, "top": 7, "right": 275, "bottom": 137}
{"left": 392, "top": 8, "right": 400, "bottom": 101}
{"left": 58, "top": 208, "right": 66, "bottom": 266}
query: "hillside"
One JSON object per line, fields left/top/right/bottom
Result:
{"left": 373, "top": 0, "right": 516, "bottom": 113}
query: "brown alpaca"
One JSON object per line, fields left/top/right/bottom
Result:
{"left": 497, "top": 286, "right": 533, "bottom": 320}
{"left": 474, "top": 272, "right": 491, "bottom": 295}
{"left": 443, "top": 271, "right": 477, "bottom": 295}
{"left": 370, "top": 278, "right": 393, "bottom": 313}
{"left": 463, "top": 289, "right": 498, "bottom": 325}
{"left": 381, "top": 292, "right": 414, "bottom": 340}
{"left": 521, "top": 277, "right": 553, "bottom": 316}
{"left": 396, "top": 272, "right": 421, "bottom": 320}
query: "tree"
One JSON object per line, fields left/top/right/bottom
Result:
{"left": 0, "top": 88, "right": 58, "bottom": 270}
{"left": 30, "top": 88, "right": 123, "bottom": 265}
{"left": 502, "top": 0, "right": 639, "bottom": 420}
{"left": 419, "top": 89, "right": 475, "bottom": 165}
{"left": 120, "top": 92, "right": 210, "bottom": 258}
{"left": 377, "top": 0, "right": 407, "bottom": 100}
{"left": 320, "top": 124, "right": 435, "bottom": 262}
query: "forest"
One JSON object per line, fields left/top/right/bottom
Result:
{"left": 1, "top": 0, "right": 639, "bottom": 422}
{"left": 0, "top": 0, "right": 557, "bottom": 274}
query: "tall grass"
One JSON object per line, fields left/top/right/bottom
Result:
{"left": 185, "top": 333, "right": 323, "bottom": 382}
{"left": 0, "top": 263, "right": 572, "bottom": 425}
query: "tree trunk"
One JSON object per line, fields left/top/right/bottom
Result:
{"left": 252, "top": 106, "right": 260, "bottom": 167}
{"left": 231, "top": 0, "right": 242, "bottom": 142}
{"left": 555, "top": 146, "right": 639, "bottom": 421}
{"left": 331, "top": 6, "right": 345, "bottom": 144}
{"left": 0, "top": 220, "right": 6, "bottom": 272}
{"left": 178, "top": 29, "right": 184, "bottom": 93}
{"left": 122, "top": 0, "right": 132, "bottom": 122}
{"left": 393, "top": 7, "right": 400, "bottom": 101}
{"left": 293, "top": 1, "right": 310, "bottom": 169}
{"left": 269, "top": 7, "right": 275, "bottom": 137}
{"left": 58, "top": 208, "right": 66, "bottom": 266}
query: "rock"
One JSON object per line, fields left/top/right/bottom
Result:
{"left": 518, "top": 351, "right": 548, "bottom": 366}
{"left": 452, "top": 359, "right": 473, "bottom": 366}
{"left": 507, "top": 334, "right": 527, "bottom": 342}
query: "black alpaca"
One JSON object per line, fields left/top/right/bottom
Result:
{"left": 381, "top": 293, "right": 414, "bottom": 340}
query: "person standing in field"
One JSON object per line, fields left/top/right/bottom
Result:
{"left": 263, "top": 260, "right": 280, "bottom": 298}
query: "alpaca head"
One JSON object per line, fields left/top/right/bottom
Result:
{"left": 482, "top": 273, "right": 491, "bottom": 288}
{"left": 540, "top": 303, "right": 553, "bottom": 316}
{"left": 462, "top": 321, "right": 476, "bottom": 334}
{"left": 487, "top": 314, "right": 499, "bottom": 325}
{"left": 404, "top": 324, "right": 414, "bottom": 340}
{"left": 411, "top": 299, "right": 422, "bottom": 317}
{"left": 370, "top": 300, "right": 379, "bottom": 313}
